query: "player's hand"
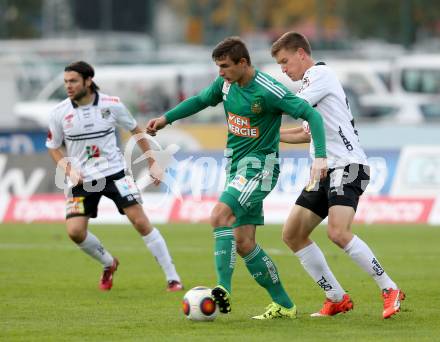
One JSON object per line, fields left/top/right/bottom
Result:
{"left": 307, "top": 157, "right": 327, "bottom": 190}
{"left": 146, "top": 116, "right": 168, "bottom": 136}
{"left": 302, "top": 121, "right": 311, "bottom": 134}
{"left": 149, "top": 161, "right": 164, "bottom": 186}
{"left": 311, "top": 157, "right": 327, "bottom": 180}
{"left": 67, "top": 167, "right": 84, "bottom": 185}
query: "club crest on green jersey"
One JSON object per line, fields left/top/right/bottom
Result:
{"left": 251, "top": 99, "right": 263, "bottom": 114}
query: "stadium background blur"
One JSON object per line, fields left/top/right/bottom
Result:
{"left": 1, "top": 1, "right": 440, "bottom": 341}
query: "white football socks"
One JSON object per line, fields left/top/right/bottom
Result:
{"left": 295, "top": 242, "right": 345, "bottom": 302}
{"left": 78, "top": 231, "right": 114, "bottom": 268}
{"left": 142, "top": 228, "right": 180, "bottom": 282}
{"left": 344, "top": 235, "right": 397, "bottom": 290}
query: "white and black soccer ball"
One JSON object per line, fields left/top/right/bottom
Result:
{"left": 182, "top": 286, "right": 219, "bottom": 321}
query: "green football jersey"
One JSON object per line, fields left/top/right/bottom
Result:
{"left": 196, "top": 70, "right": 316, "bottom": 167}
{"left": 164, "top": 69, "right": 326, "bottom": 170}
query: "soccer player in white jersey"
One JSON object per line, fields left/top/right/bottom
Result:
{"left": 271, "top": 32, "right": 404, "bottom": 319}
{"left": 46, "top": 61, "right": 183, "bottom": 292}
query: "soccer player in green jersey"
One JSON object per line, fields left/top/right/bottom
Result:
{"left": 146, "top": 37, "right": 327, "bottom": 319}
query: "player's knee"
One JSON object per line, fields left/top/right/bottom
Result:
{"left": 210, "top": 205, "right": 234, "bottom": 227}
{"left": 210, "top": 212, "right": 225, "bottom": 227}
{"left": 131, "top": 215, "right": 146, "bottom": 227}
{"left": 235, "top": 237, "right": 255, "bottom": 257}
{"left": 67, "top": 226, "right": 86, "bottom": 244}
{"left": 282, "top": 224, "right": 305, "bottom": 250}
{"left": 282, "top": 228, "right": 295, "bottom": 246}
{"left": 131, "top": 216, "right": 152, "bottom": 234}
{"left": 327, "top": 226, "right": 348, "bottom": 248}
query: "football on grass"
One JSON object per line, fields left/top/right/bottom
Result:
{"left": 182, "top": 286, "right": 219, "bottom": 321}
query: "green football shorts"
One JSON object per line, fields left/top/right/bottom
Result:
{"left": 219, "top": 166, "right": 278, "bottom": 228}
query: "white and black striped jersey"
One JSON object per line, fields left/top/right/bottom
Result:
{"left": 297, "top": 63, "right": 368, "bottom": 168}
{"left": 46, "top": 92, "right": 137, "bottom": 182}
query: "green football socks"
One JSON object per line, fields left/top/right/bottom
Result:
{"left": 213, "top": 227, "right": 236, "bottom": 294}
{"left": 243, "top": 244, "right": 294, "bottom": 309}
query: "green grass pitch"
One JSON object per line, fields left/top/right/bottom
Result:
{"left": 1, "top": 223, "right": 439, "bottom": 341}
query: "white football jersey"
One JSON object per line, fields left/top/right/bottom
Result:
{"left": 46, "top": 92, "right": 137, "bottom": 182}
{"left": 297, "top": 63, "right": 368, "bottom": 169}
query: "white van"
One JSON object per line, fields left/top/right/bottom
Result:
{"left": 391, "top": 54, "right": 440, "bottom": 98}
{"left": 14, "top": 63, "right": 218, "bottom": 127}
{"left": 359, "top": 54, "right": 440, "bottom": 123}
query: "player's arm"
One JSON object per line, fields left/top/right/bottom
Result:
{"left": 278, "top": 93, "right": 327, "bottom": 180}
{"left": 280, "top": 126, "right": 311, "bottom": 144}
{"left": 129, "top": 125, "right": 161, "bottom": 186}
{"left": 278, "top": 94, "right": 326, "bottom": 156}
{"left": 112, "top": 101, "right": 162, "bottom": 186}
{"left": 146, "top": 77, "right": 224, "bottom": 136}
{"left": 145, "top": 96, "right": 208, "bottom": 136}
{"left": 48, "top": 147, "right": 83, "bottom": 184}
{"left": 46, "top": 112, "right": 83, "bottom": 184}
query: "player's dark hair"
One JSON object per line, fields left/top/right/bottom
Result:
{"left": 271, "top": 32, "right": 312, "bottom": 57}
{"left": 64, "top": 61, "right": 100, "bottom": 91}
{"left": 212, "top": 37, "right": 251, "bottom": 65}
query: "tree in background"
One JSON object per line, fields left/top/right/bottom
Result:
{"left": 1, "top": 0, "right": 440, "bottom": 48}
{"left": 170, "top": 0, "right": 440, "bottom": 48}
{"left": 344, "top": 0, "right": 440, "bottom": 47}
{"left": 0, "top": 0, "right": 43, "bottom": 38}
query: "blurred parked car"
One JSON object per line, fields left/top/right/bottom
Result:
{"left": 13, "top": 63, "right": 217, "bottom": 128}
{"left": 391, "top": 54, "right": 440, "bottom": 100}
{"left": 360, "top": 93, "right": 440, "bottom": 123}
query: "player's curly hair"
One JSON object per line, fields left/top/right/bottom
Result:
{"left": 64, "top": 61, "right": 100, "bottom": 92}
{"left": 212, "top": 37, "right": 251, "bottom": 65}
{"left": 271, "top": 32, "right": 312, "bottom": 57}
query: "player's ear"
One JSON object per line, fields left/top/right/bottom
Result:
{"left": 297, "top": 48, "right": 306, "bottom": 58}
{"left": 85, "top": 77, "right": 93, "bottom": 88}
{"left": 238, "top": 57, "right": 248, "bottom": 66}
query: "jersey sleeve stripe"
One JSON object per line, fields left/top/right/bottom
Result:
{"left": 255, "top": 75, "right": 286, "bottom": 98}
{"left": 255, "top": 80, "right": 283, "bottom": 98}
{"left": 257, "top": 74, "right": 286, "bottom": 96}
{"left": 255, "top": 79, "right": 283, "bottom": 98}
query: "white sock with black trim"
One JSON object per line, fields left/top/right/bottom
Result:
{"left": 344, "top": 235, "right": 397, "bottom": 290}
{"left": 142, "top": 228, "right": 180, "bottom": 282}
{"left": 295, "top": 242, "right": 346, "bottom": 302}
{"left": 78, "top": 231, "right": 114, "bottom": 268}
